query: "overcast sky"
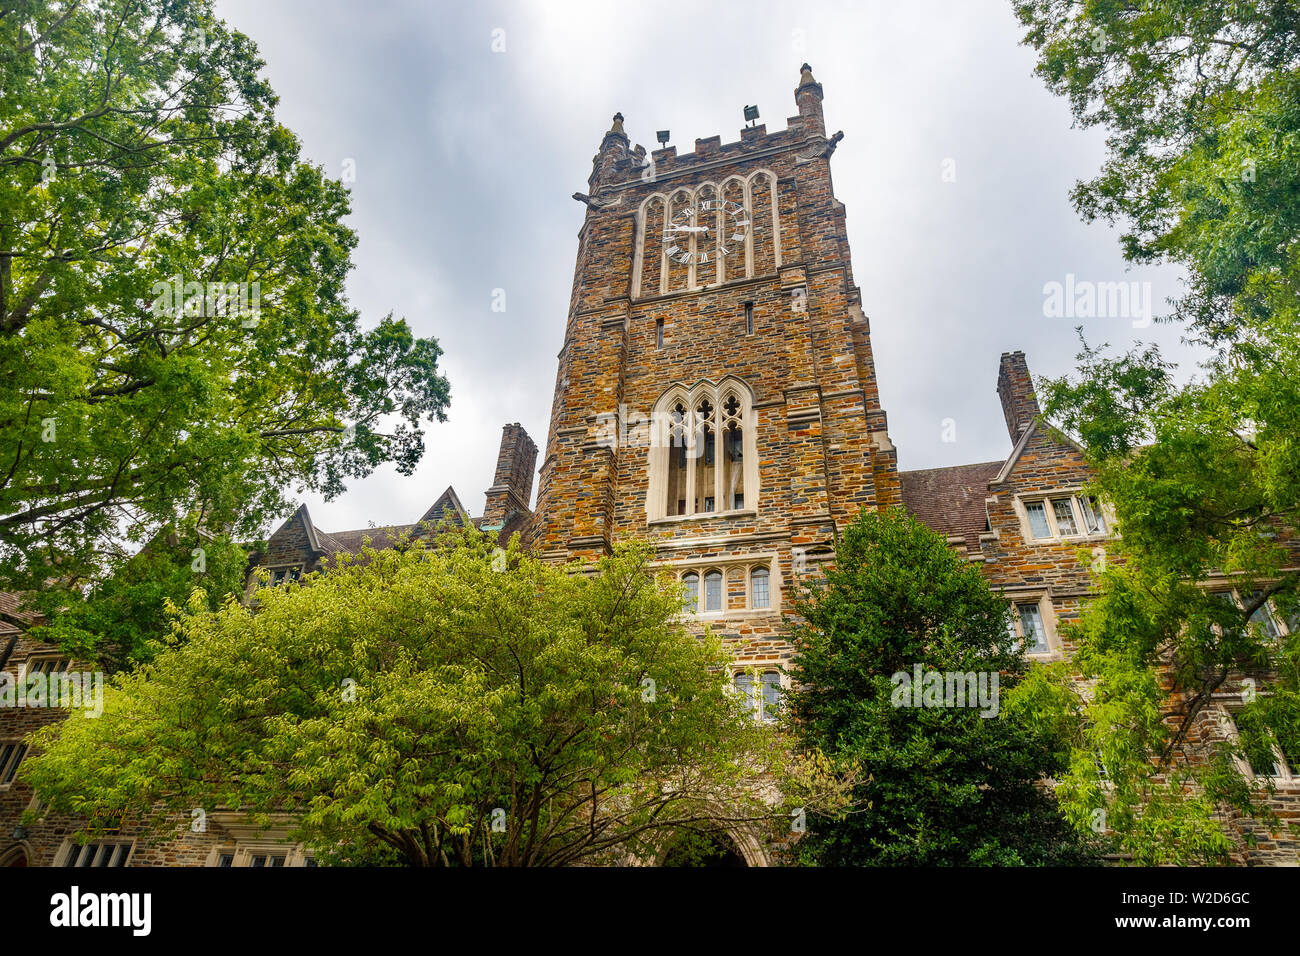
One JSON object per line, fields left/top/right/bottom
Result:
{"left": 213, "top": 0, "right": 1195, "bottom": 537}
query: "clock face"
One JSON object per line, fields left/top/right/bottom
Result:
{"left": 663, "top": 199, "right": 749, "bottom": 265}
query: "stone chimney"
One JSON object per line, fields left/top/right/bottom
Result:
{"left": 481, "top": 423, "right": 538, "bottom": 528}
{"left": 996, "top": 351, "right": 1041, "bottom": 443}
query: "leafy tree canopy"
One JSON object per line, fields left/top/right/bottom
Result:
{"left": 21, "top": 531, "right": 820, "bottom": 866}
{"left": 25, "top": 515, "right": 252, "bottom": 670}
{"left": 1016, "top": 0, "right": 1300, "bottom": 862}
{"left": 784, "top": 508, "right": 1100, "bottom": 866}
{"left": 1014, "top": 0, "right": 1300, "bottom": 338}
{"left": 0, "top": 0, "right": 451, "bottom": 597}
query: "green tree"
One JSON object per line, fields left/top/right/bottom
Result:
{"left": 783, "top": 508, "right": 1100, "bottom": 866}
{"left": 1036, "top": 339, "right": 1300, "bottom": 864}
{"left": 21, "top": 531, "right": 800, "bottom": 866}
{"left": 0, "top": 0, "right": 451, "bottom": 598}
{"left": 1015, "top": 0, "right": 1300, "bottom": 862}
{"left": 1013, "top": 0, "right": 1300, "bottom": 338}
{"left": 26, "top": 515, "right": 253, "bottom": 670}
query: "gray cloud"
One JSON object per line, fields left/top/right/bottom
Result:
{"left": 214, "top": 0, "right": 1195, "bottom": 535}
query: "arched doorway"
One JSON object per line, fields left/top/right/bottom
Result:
{"left": 0, "top": 845, "right": 28, "bottom": 867}
{"left": 660, "top": 830, "right": 748, "bottom": 867}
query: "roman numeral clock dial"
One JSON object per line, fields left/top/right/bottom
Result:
{"left": 663, "top": 200, "right": 749, "bottom": 265}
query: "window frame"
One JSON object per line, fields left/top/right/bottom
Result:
{"left": 647, "top": 378, "right": 758, "bottom": 523}
{"left": 265, "top": 565, "right": 303, "bottom": 587}
{"left": 671, "top": 557, "right": 779, "bottom": 618}
{"left": 680, "top": 571, "right": 700, "bottom": 614}
{"left": 703, "top": 569, "right": 724, "bottom": 613}
{"left": 0, "top": 739, "right": 29, "bottom": 788}
{"left": 1218, "top": 706, "right": 1300, "bottom": 785}
{"left": 1002, "top": 594, "right": 1059, "bottom": 659}
{"left": 23, "top": 655, "right": 72, "bottom": 677}
{"left": 749, "top": 566, "right": 771, "bottom": 610}
{"left": 58, "top": 838, "right": 135, "bottom": 867}
{"left": 732, "top": 669, "right": 783, "bottom": 723}
{"left": 206, "top": 843, "right": 313, "bottom": 867}
{"left": 1210, "top": 587, "right": 1287, "bottom": 643}
{"left": 1017, "top": 491, "right": 1111, "bottom": 543}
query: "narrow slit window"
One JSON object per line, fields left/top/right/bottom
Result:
{"left": 744, "top": 302, "right": 754, "bottom": 335}
{"left": 693, "top": 399, "right": 714, "bottom": 516}
{"left": 750, "top": 567, "right": 770, "bottom": 609}
{"left": 655, "top": 318, "right": 664, "bottom": 349}
{"left": 666, "top": 403, "right": 687, "bottom": 516}
{"left": 760, "top": 672, "right": 782, "bottom": 722}
{"left": 704, "top": 571, "right": 723, "bottom": 612}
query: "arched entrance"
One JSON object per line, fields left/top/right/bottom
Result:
{"left": 0, "top": 845, "right": 28, "bottom": 867}
{"left": 660, "top": 829, "right": 748, "bottom": 867}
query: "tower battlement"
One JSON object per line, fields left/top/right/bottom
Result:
{"left": 586, "top": 64, "right": 833, "bottom": 191}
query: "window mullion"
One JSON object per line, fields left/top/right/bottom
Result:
{"left": 684, "top": 408, "right": 696, "bottom": 516}
{"left": 714, "top": 394, "right": 724, "bottom": 510}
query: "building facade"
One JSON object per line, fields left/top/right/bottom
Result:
{"left": 2, "top": 65, "right": 1297, "bottom": 867}
{"left": 531, "top": 64, "right": 900, "bottom": 722}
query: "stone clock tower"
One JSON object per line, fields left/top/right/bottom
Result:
{"left": 533, "top": 65, "right": 899, "bottom": 676}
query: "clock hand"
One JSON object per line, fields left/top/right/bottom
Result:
{"left": 667, "top": 225, "right": 709, "bottom": 233}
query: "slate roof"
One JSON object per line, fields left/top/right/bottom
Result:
{"left": 301, "top": 486, "right": 506, "bottom": 568}
{"left": 898, "top": 460, "right": 1003, "bottom": 552}
{"left": 316, "top": 525, "right": 418, "bottom": 558}
{"left": 0, "top": 590, "right": 40, "bottom": 636}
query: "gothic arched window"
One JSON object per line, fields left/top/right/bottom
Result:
{"left": 648, "top": 379, "right": 757, "bottom": 522}
{"left": 633, "top": 169, "right": 780, "bottom": 298}
{"left": 680, "top": 571, "right": 699, "bottom": 614}
{"left": 704, "top": 570, "right": 723, "bottom": 612}
{"left": 666, "top": 401, "right": 688, "bottom": 516}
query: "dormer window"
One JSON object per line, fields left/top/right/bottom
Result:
{"left": 267, "top": 565, "right": 302, "bottom": 586}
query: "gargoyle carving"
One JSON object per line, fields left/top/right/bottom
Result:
{"left": 794, "top": 130, "right": 845, "bottom": 165}
{"left": 572, "top": 191, "right": 624, "bottom": 209}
